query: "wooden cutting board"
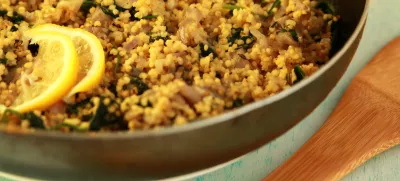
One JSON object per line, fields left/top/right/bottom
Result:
{"left": 263, "top": 37, "right": 400, "bottom": 181}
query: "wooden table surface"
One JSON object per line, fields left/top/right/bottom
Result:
{"left": 187, "top": 1, "right": 400, "bottom": 181}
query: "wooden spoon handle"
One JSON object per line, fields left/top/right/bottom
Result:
{"left": 263, "top": 38, "right": 400, "bottom": 181}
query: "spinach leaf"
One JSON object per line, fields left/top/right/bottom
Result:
{"left": 199, "top": 43, "right": 217, "bottom": 57}
{"left": 316, "top": 1, "right": 336, "bottom": 15}
{"left": 114, "top": 0, "right": 126, "bottom": 12}
{"left": 289, "top": 29, "right": 299, "bottom": 42}
{"left": 228, "top": 28, "right": 243, "bottom": 46}
{"left": 237, "top": 34, "right": 255, "bottom": 50}
{"left": 80, "top": 0, "right": 97, "bottom": 15}
{"left": 9, "top": 13, "right": 24, "bottom": 24}
{"left": 0, "top": 10, "right": 24, "bottom": 24}
{"left": 24, "top": 112, "right": 45, "bottom": 129}
{"left": 66, "top": 98, "right": 92, "bottom": 115}
{"left": 130, "top": 77, "right": 149, "bottom": 95}
{"left": 10, "top": 25, "right": 18, "bottom": 32}
{"left": 88, "top": 98, "right": 109, "bottom": 131}
{"left": 150, "top": 35, "right": 169, "bottom": 43}
{"left": 129, "top": 7, "right": 140, "bottom": 21}
{"left": 228, "top": 28, "right": 255, "bottom": 50}
{"left": 294, "top": 65, "right": 306, "bottom": 84}
{"left": 100, "top": 6, "right": 118, "bottom": 18}
{"left": 127, "top": 7, "right": 156, "bottom": 21}
{"left": 89, "top": 97, "right": 123, "bottom": 131}
{"left": 0, "top": 10, "right": 7, "bottom": 16}
{"left": 0, "top": 58, "right": 7, "bottom": 65}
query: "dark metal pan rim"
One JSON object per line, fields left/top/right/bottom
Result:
{"left": 0, "top": 0, "right": 370, "bottom": 139}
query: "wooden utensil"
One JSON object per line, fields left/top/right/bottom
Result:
{"left": 263, "top": 37, "right": 400, "bottom": 181}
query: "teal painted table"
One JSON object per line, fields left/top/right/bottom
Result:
{"left": 1, "top": 1, "right": 399, "bottom": 181}
{"left": 187, "top": 1, "right": 400, "bottom": 181}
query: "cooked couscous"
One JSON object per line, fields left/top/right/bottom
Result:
{"left": 0, "top": 0, "right": 339, "bottom": 132}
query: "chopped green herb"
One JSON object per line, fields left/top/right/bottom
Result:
{"left": 294, "top": 65, "right": 306, "bottom": 84}
{"left": 280, "top": 29, "right": 299, "bottom": 42}
{"left": 289, "top": 29, "right": 299, "bottom": 42}
{"left": 8, "top": 13, "right": 24, "bottom": 24}
{"left": 0, "top": 10, "right": 24, "bottom": 24}
{"left": 149, "top": 35, "right": 169, "bottom": 43}
{"left": 228, "top": 28, "right": 255, "bottom": 50}
{"left": 223, "top": 4, "right": 244, "bottom": 10}
{"left": 100, "top": 6, "right": 118, "bottom": 18}
{"left": 199, "top": 43, "right": 217, "bottom": 58}
{"left": 232, "top": 99, "right": 244, "bottom": 108}
{"left": 0, "top": 58, "right": 7, "bottom": 65}
{"left": 142, "top": 15, "right": 157, "bottom": 20}
{"left": 80, "top": 0, "right": 97, "bottom": 15}
{"left": 316, "top": 1, "right": 336, "bottom": 15}
{"left": 130, "top": 77, "right": 149, "bottom": 95}
{"left": 10, "top": 25, "right": 18, "bottom": 32}
{"left": 80, "top": 0, "right": 126, "bottom": 18}
{"left": 238, "top": 54, "right": 246, "bottom": 60}
{"left": 267, "top": 0, "right": 281, "bottom": 16}
{"left": 237, "top": 34, "right": 255, "bottom": 50}
{"left": 270, "top": 22, "right": 279, "bottom": 28}
{"left": 228, "top": 28, "right": 244, "bottom": 46}
{"left": 125, "top": 7, "right": 157, "bottom": 21}
{"left": 0, "top": 10, "right": 7, "bottom": 16}
{"left": 54, "top": 122, "right": 88, "bottom": 132}
{"left": 65, "top": 98, "right": 125, "bottom": 131}
{"left": 129, "top": 7, "right": 140, "bottom": 21}
{"left": 252, "top": 12, "right": 269, "bottom": 19}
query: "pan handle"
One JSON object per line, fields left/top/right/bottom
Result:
{"left": 263, "top": 82, "right": 400, "bottom": 180}
{"left": 262, "top": 47, "right": 400, "bottom": 181}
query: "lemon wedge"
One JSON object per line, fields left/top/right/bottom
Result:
{"left": 13, "top": 31, "right": 79, "bottom": 113}
{"left": 29, "top": 24, "right": 106, "bottom": 98}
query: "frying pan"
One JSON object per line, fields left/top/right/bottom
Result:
{"left": 0, "top": 0, "right": 369, "bottom": 180}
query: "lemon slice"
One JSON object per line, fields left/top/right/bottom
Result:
{"left": 13, "top": 32, "right": 79, "bottom": 113}
{"left": 29, "top": 24, "right": 106, "bottom": 98}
